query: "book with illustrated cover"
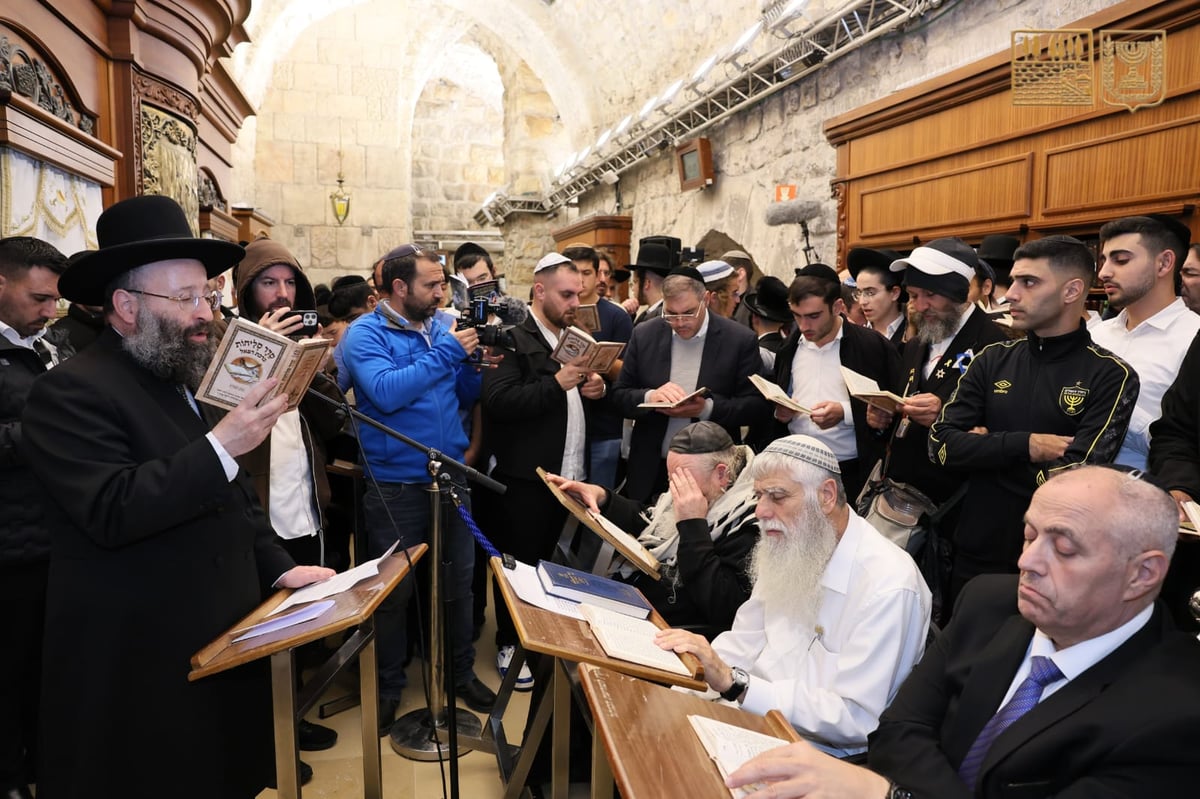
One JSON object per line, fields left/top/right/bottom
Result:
{"left": 638, "top": 386, "right": 710, "bottom": 409}
{"left": 537, "top": 560, "right": 652, "bottom": 618}
{"left": 748, "top": 374, "right": 812, "bottom": 415}
{"left": 839, "top": 365, "right": 906, "bottom": 413}
{"left": 551, "top": 325, "right": 625, "bottom": 372}
{"left": 575, "top": 303, "right": 602, "bottom": 333}
{"left": 579, "top": 603, "right": 690, "bottom": 676}
{"left": 196, "top": 316, "right": 332, "bottom": 412}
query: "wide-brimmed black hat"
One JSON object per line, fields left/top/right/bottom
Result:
{"left": 61, "top": 195, "right": 244, "bottom": 305}
{"left": 977, "top": 234, "right": 1021, "bottom": 280}
{"left": 846, "top": 247, "right": 903, "bottom": 280}
{"left": 625, "top": 242, "right": 675, "bottom": 277}
{"left": 743, "top": 276, "right": 791, "bottom": 323}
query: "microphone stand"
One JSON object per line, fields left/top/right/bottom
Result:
{"left": 307, "top": 387, "right": 504, "bottom": 792}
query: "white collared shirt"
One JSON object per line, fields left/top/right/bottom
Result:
{"left": 532, "top": 312, "right": 586, "bottom": 481}
{"left": 1090, "top": 298, "right": 1200, "bottom": 470}
{"left": 788, "top": 322, "right": 856, "bottom": 462}
{"left": 711, "top": 512, "right": 931, "bottom": 754}
{"left": 267, "top": 409, "right": 321, "bottom": 539}
{"left": 0, "top": 320, "right": 59, "bottom": 365}
{"left": 998, "top": 603, "right": 1153, "bottom": 708}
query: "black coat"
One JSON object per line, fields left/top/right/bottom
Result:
{"left": 612, "top": 313, "right": 763, "bottom": 502}
{"left": 21, "top": 328, "right": 295, "bottom": 798}
{"left": 0, "top": 337, "right": 52, "bottom": 564}
{"left": 869, "top": 574, "right": 1200, "bottom": 798}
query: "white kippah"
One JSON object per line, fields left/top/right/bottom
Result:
{"left": 696, "top": 259, "right": 735, "bottom": 284}
{"left": 762, "top": 434, "right": 841, "bottom": 474}
{"left": 535, "top": 252, "right": 572, "bottom": 273}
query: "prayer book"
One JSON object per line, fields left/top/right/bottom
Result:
{"left": 575, "top": 303, "right": 602, "bottom": 333}
{"left": 1180, "top": 500, "right": 1200, "bottom": 538}
{"left": 638, "top": 386, "right": 710, "bottom": 409}
{"left": 839, "top": 365, "right": 906, "bottom": 413}
{"left": 748, "top": 374, "right": 812, "bottom": 414}
{"left": 551, "top": 325, "right": 626, "bottom": 372}
{"left": 688, "top": 714, "right": 794, "bottom": 798}
{"left": 537, "top": 560, "right": 652, "bottom": 618}
{"left": 197, "top": 316, "right": 332, "bottom": 412}
{"left": 579, "top": 603, "right": 690, "bottom": 676}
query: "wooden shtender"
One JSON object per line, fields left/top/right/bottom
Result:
{"left": 536, "top": 466, "right": 661, "bottom": 579}
{"left": 579, "top": 664, "right": 800, "bottom": 799}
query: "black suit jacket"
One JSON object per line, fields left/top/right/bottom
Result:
{"left": 869, "top": 574, "right": 1200, "bottom": 798}
{"left": 765, "top": 319, "right": 902, "bottom": 470}
{"left": 612, "top": 313, "right": 763, "bottom": 502}
{"left": 883, "top": 307, "right": 1008, "bottom": 503}
{"left": 481, "top": 315, "right": 575, "bottom": 480}
{"left": 21, "top": 328, "right": 294, "bottom": 798}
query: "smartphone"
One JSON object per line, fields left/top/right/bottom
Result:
{"left": 280, "top": 309, "right": 320, "bottom": 339}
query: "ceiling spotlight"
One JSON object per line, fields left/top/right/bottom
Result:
{"left": 722, "top": 20, "right": 763, "bottom": 69}
{"left": 595, "top": 127, "right": 613, "bottom": 151}
{"left": 656, "top": 79, "right": 685, "bottom": 111}
{"left": 613, "top": 114, "right": 633, "bottom": 139}
{"left": 687, "top": 54, "right": 719, "bottom": 95}
{"left": 769, "top": 0, "right": 812, "bottom": 36}
{"left": 637, "top": 94, "right": 659, "bottom": 121}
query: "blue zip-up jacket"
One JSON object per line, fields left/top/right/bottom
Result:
{"left": 342, "top": 302, "right": 479, "bottom": 483}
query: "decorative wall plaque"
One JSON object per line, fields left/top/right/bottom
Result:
{"left": 140, "top": 104, "right": 199, "bottom": 234}
{"left": 1100, "top": 30, "right": 1166, "bottom": 113}
{"left": 1011, "top": 29, "right": 1094, "bottom": 106}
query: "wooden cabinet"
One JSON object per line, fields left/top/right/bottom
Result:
{"left": 552, "top": 214, "right": 634, "bottom": 301}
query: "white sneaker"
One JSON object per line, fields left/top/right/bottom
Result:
{"left": 496, "top": 645, "right": 535, "bottom": 691}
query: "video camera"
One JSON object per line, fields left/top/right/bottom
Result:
{"left": 451, "top": 276, "right": 521, "bottom": 350}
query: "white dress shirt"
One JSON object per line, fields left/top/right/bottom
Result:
{"left": 267, "top": 409, "right": 321, "bottom": 540}
{"left": 533, "top": 312, "right": 586, "bottom": 481}
{"left": 711, "top": 511, "right": 932, "bottom": 754}
{"left": 1090, "top": 298, "right": 1200, "bottom": 470}
{"left": 788, "top": 323, "right": 856, "bottom": 462}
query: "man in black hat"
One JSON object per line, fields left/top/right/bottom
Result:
{"left": 743, "top": 275, "right": 791, "bottom": 371}
{"left": 627, "top": 238, "right": 677, "bottom": 325}
{"left": 612, "top": 266, "right": 762, "bottom": 503}
{"left": 20, "top": 195, "right": 334, "bottom": 799}
{"left": 846, "top": 247, "right": 906, "bottom": 350}
{"left": 768, "top": 264, "right": 902, "bottom": 501}
{"left": 930, "top": 236, "right": 1137, "bottom": 602}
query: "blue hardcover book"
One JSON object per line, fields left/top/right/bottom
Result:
{"left": 536, "top": 560, "right": 652, "bottom": 619}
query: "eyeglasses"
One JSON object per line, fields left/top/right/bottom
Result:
{"left": 662, "top": 305, "right": 704, "bottom": 324}
{"left": 127, "top": 289, "right": 221, "bottom": 312}
{"left": 852, "top": 288, "right": 881, "bottom": 301}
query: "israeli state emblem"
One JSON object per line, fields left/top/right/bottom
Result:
{"left": 1100, "top": 29, "right": 1166, "bottom": 112}
{"left": 1059, "top": 385, "right": 1089, "bottom": 416}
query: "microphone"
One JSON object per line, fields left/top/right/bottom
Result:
{"left": 764, "top": 199, "right": 823, "bottom": 227}
{"left": 493, "top": 295, "right": 528, "bottom": 325}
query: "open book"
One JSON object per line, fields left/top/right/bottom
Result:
{"left": 552, "top": 325, "right": 625, "bottom": 372}
{"left": 197, "top": 316, "right": 332, "bottom": 412}
{"left": 1180, "top": 500, "right": 1200, "bottom": 538}
{"left": 749, "top": 374, "right": 811, "bottom": 415}
{"left": 839, "top": 365, "right": 906, "bottom": 413}
{"left": 689, "top": 714, "right": 796, "bottom": 798}
{"left": 575, "top": 304, "right": 602, "bottom": 333}
{"left": 536, "top": 467, "right": 660, "bottom": 578}
{"left": 638, "top": 386, "right": 709, "bottom": 409}
{"left": 580, "top": 603, "right": 690, "bottom": 676}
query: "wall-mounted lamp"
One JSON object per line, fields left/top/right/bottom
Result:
{"left": 329, "top": 150, "right": 351, "bottom": 225}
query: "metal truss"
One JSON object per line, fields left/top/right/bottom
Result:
{"left": 474, "top": 0, "right": 936, "bottom": 227}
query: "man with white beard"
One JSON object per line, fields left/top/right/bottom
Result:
{"left": 656, "top": 434, "right": 931, "bottom": 756}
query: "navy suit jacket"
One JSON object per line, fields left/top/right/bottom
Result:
{"left": 612, "top": 312, "right": 763, "bottom": 502}
{"left": 869, "top": 574, "right": 1200, "bottom": 798}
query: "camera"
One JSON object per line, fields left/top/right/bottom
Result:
{"left": 460, "top": 296, "right": 516, "bottom": 349}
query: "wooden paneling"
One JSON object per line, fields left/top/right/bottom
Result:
{"left": 0, "top": 93, "right": 119, "bottom": 185}
{"left": 860, "top": 154, "right": 1033, "bottom": 238}
{"left": 1043, "top": 116, "right": 1200, "bottom": 214}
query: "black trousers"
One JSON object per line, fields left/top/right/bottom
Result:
{"left": 0, "top": 560, "right": 48, "bottom": 788}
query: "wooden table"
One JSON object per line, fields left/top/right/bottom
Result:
{"left": 578, "top": 663, "right": 799, "bottom": 799}
{"left": 190, "top": 544, "right": 426, "bottom": 799}
{"left": 482, "top": 557, "right": 705, "bottom": 799}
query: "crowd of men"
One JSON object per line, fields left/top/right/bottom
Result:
{"left": 3, "top": 198, "right": 1200, "bottom": 798}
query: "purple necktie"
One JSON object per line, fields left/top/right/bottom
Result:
{"left": 958, "top": 655, "right": 1063, "bottom": 789}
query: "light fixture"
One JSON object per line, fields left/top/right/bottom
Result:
{"left": 595, "top": 127, "right": 613, "bottom": 151}
{"left": 723, "top": 20, "right": 764, "bottom": 69}
{"left": 655, "top": 79, "right": 685, "bottom": 111}
{"left": 329, "top": 149, "right": 351, "bottom": 225}
{"left": 637, "top": 94, "right": 659, "bottom": 121}
{"left": 769, "top": 0, "right": 813, "bottom": 36}
{"left": 687, "top": 54, "right": 720, "bottom": 95}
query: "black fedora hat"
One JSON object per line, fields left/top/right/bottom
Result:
{"left": 60, "top": 195, "right": 245, "bottom": 305}
{"left": 743, "top": 276, "right": 791, "bottom": 323}
{"left": 977, "top": 234, "right": 1021, "bottom": 276}
{"left": 846, "top": 247, "right": 902, "bottom": 280}
{"left": 625, "top": 242, "right": 675, "bottom": 277}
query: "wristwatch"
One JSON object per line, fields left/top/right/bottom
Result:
{"left": 885, "top": 782, "right": 913, "bottom": 799}
{"left": 719, "top": 666, "right": 750, "bottom": 702}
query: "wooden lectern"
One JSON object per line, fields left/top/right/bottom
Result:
{"left": 189, "top": 544, "right": 426, "bottom": 799}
